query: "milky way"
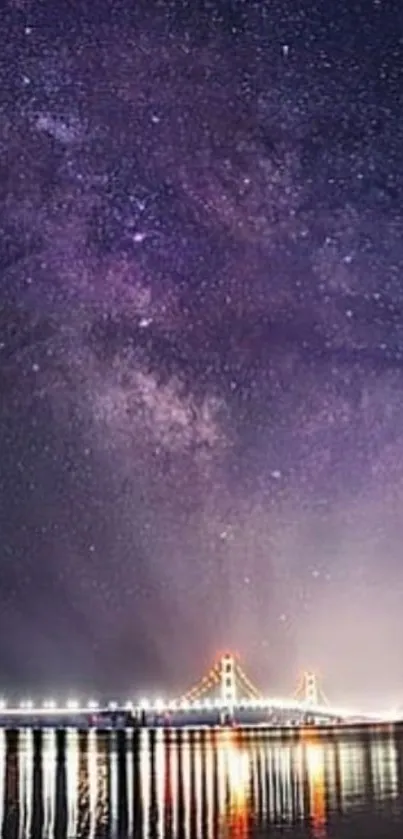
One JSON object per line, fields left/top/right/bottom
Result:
{"left": 0, "top": 0, "right": 402, "bottom": 707}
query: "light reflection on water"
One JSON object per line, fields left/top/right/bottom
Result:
{"left": 0, "top": 726, "right": 402, "bottom": 838}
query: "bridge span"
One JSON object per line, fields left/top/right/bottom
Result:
{"left": 0, "top": 654, "right": 397, "bottom": 729}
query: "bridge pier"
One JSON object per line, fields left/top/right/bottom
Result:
{"left": 219, "top": 708, "right": 235, "bottom": 727}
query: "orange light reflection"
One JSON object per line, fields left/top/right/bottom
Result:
{"left": 219, "top": 733, "right": 250, "bottom": 839}
{"left": 305, "top": 738, "right": 327, "bottom": 838}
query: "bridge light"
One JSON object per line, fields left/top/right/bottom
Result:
{"left": 124, "top": 701, "right": 133, "bottom": 711}
{"left": 0, "top": 699, "right": 6, "bottom": 710}
{"left": 139, "top": 698, "right": 150, "bottom": 710}
{"left": 108, "top": 701, "right": 118, "bottom": 711}
{"left": 66, "top": 699, "right": 79, "bottom": 710}
{"left": 154, "top": 698, "right": 165, "bottom": 712}
{"left": 20, "top": 700, "right": 33, "bottom": 710}
{"left": 87, "top": 700, "right": 99, "bottom": 711}
{"left": 43, "top": 699, "right": 56, "bottom": 710}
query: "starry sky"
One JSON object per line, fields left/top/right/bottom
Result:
{"left": 0, "top": 0, "right": 402, "bottom": 708}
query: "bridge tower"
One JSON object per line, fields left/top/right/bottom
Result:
{"left": 301, "top": 671, "right": 319, "bottom": 706}
{"left": 178, "top": 651, "right": 261, "bottom": 706}
{"left": 294, "top": 670, "right": 328, "bottom": 707}
{"left": 219, "top": 653, "right": 237, "bottom": 706}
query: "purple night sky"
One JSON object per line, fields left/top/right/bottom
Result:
{"left": 0, "top": 0, "right": 402, "bottom": 709}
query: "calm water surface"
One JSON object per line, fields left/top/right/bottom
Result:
{"left": 0, "top": 726, "right": 402, "bottom": 838}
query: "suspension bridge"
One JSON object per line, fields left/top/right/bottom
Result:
{"left": 0, "top": 653, "right": 396, "bottom": 728}
{"left": 167, "top": 652, "right": 370, "bottom": 726}
{"left": 179, "top": 652, "right": 329, "bottom": 709}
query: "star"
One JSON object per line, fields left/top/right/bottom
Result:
{"left": 0, "top": 0, "right": 401, "bottom": 709}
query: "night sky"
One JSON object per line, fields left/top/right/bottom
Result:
{"left": 0, "top": 0, "right": 402, "bottom": 708}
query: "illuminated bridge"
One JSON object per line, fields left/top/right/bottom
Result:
{"left": 0, "top": 653, "right": 397, "bottom": 728}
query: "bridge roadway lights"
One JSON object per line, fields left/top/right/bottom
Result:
{"left": 0, "top": 697, "right": 344, "bottom": 716}
{"left": 0, "top": 702, "right": 384, "bottom": 725}
{"left": 0, "top": 657, "right": 342, "bottom": 719}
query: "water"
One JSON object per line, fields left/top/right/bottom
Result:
{"left": 0, "top": 726, "right": 402, "bottom": 838}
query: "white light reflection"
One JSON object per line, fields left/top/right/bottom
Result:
{"left": 155, "top": 731, "right": 166, "bottom": 839}
{"left": 87, "top": 730, "right": 98, "bottom": 839}
{"left": 76, "top": 733, "right": 88, "bottom": 838}
{"left": 250, "top": 741, "right": 259, "bottom": 816}
{"left": 292, "top": 743, "right": 305, "bottom": 820}
{"left": 272, "top": 743, "right": 281, "bottom": 817}
{"left": 0, "top": 731, "right": 5, "bottom": 833}
{"left": 282, "top": 746, "right": 293, "bottom": 820}
{"left": 42, "top": 730, "right": 56, "bottom": 838}
{"left": 337, "top": 740, "right": 365, "bottom": 811}
{"left": 280, "top": 744, "right": 293, "bottom": 821}
{"left": 370, "top": 735, "right": 398, "bottom": 801}
{"left": 216, "top": 733, "right": 227, "bottom": 821}
{"left": 18, "top": 729, "right": 34, "bottom": 839}
{"left": 65, "top": 730, "right": 79, "bottom": 839}
{"left": 170, "top": 733, "right": 179, "bottom": 838}
{"left": 126, "top": 731, "right": 133, "bottom": 837}
{"left": 261, "top": 740, "right": 299, "bottom": 825}
{"left": 140, "top": 730, "right": 151, "bottom": 839}
{"left": 194, "top": 736, "right": 203, "bottom": 839}
{"left": 266, "top": 743, "right": 275, "bottom": 824}
{"left": 256, "top": 739, "right": 268, "bottom": 820}
{"left": 109, "top": 732, "right": 118, "bottom": 838}
{"left": 322, "top": 741, "right": 338, "bottom": 816}
{"left": 204, "top": 735, "right": 214, "bottom": 839}
{"left": 182, "top": 731, "right": 191, "bottom": 839}
{"left": 97, "top": 735, "right": 109, "bottom": 833}
{"left": 273, "top": 746, "right": 284, "bottom": 820}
